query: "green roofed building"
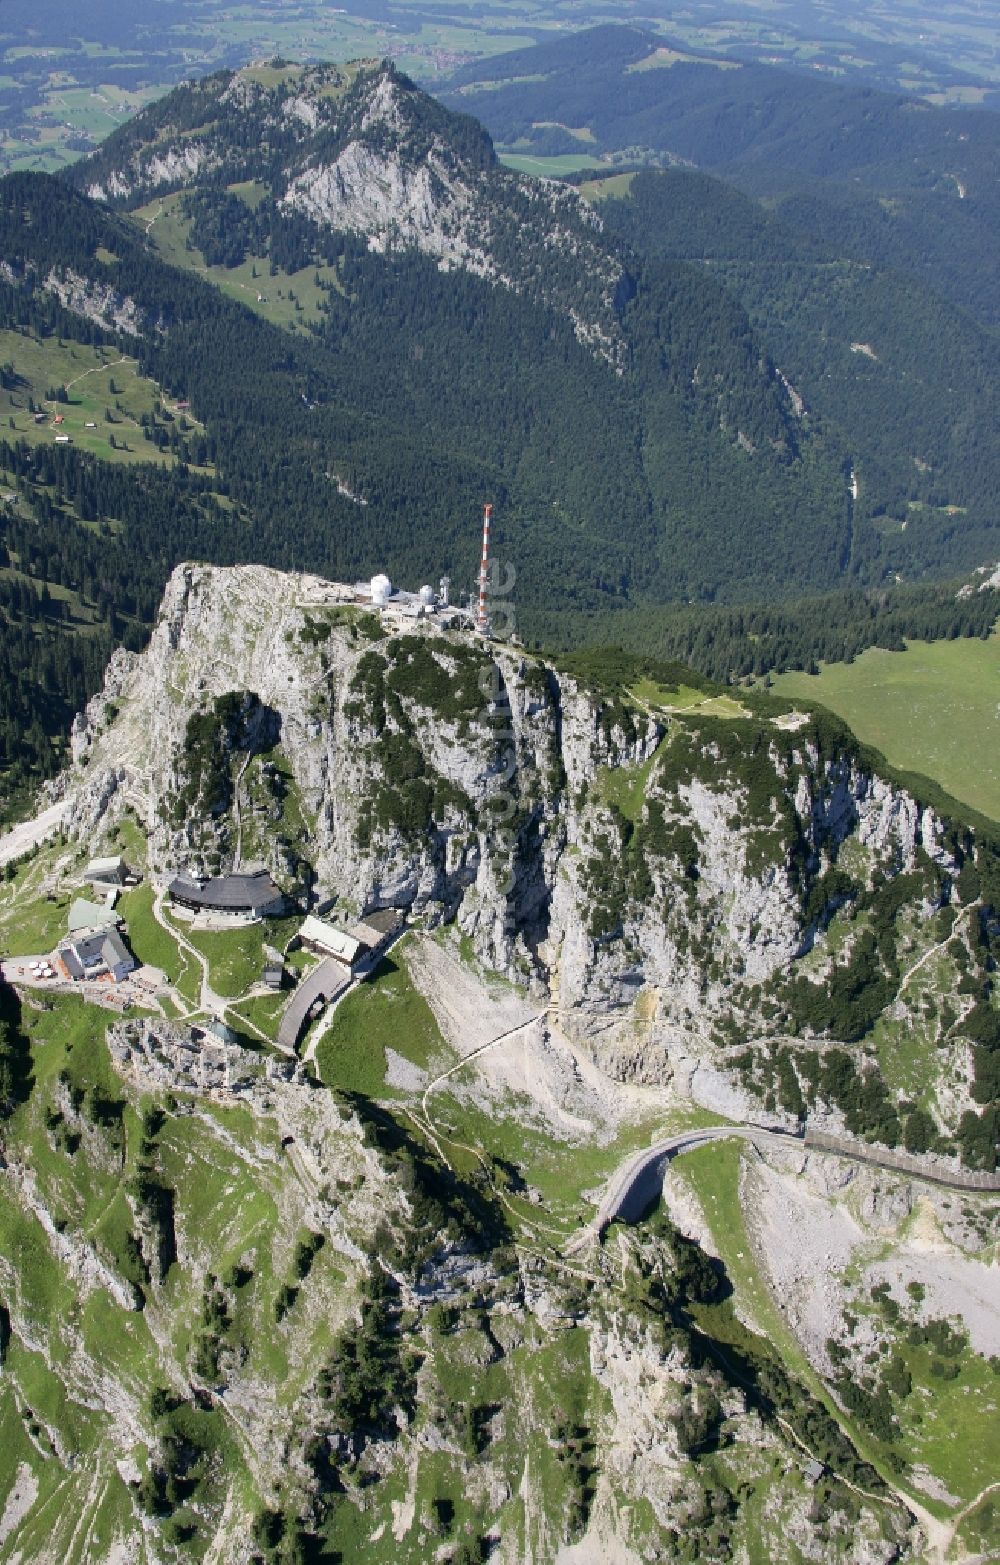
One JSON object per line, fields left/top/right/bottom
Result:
{"left": 67, "top": 898, "right": 121, "bottom": 935}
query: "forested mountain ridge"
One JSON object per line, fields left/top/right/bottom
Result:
{"left": 441, "top": 24, "right": 1000, "bottom": 337}
{"left": 1, "top": 55, "right": 999, "bottom": 812}
{"left": 68, "top": 57, "right": 625, "bottom": 357}
{"left": 594, "top": 168, "right": 1000, "bottom": 579}
{"left": 443, "top": 23, "right": 1000, "bottom": 196}
{"left": 63, "top": 51, "right": 1000, "bottom": 595}
{"left": 0, "top": 166, "right": 820, "bottom": 804}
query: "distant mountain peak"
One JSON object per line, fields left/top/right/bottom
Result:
{"left": 72, "top": 56, "right": 625, "bottom": 357}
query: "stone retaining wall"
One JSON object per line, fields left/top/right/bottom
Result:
{"left": 804, "top": 1128, "right": 1000, "bottom": 1191}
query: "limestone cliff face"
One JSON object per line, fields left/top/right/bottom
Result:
{"left": 63, "top": 562, "right": 973, "bottom": 1117}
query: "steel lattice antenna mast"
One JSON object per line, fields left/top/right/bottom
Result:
{"left": 475, "top": 503, "right": 493, "bottom": 636}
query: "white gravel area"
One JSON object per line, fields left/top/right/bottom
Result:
{"left": 742, "top": 1153, "right": 869, "bottom": 1367}
{"left": 383, "top": 1048, "right": 427, "bottom": 1092}
{"left": 555, "top": 1525, "right": 645, "bottom": 1565}
{"left": 867, "top": 1247, "right": 1000, "bottom": 1358}
{"left": 0, "top": 800, "right": 65, "bottom": 868}
{"left": 732, "top": 1143, "right": 1000, "bottom": 1379}
{"left": 405, "top": 935, "right": 535, "bottom": 1058}
{"left": 407, "top": 933, "right": 678, "bottom": 1141}
{"left": 0, "top": 1463, "right": 39, "bottom": 1546}
{"left": 470, "top": 1018, "right": 613, "bottom": 1138}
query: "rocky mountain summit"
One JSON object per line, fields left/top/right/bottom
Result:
{"left": 60, "top": 562, "right": 998, "bottom": 1164}
{"left": 72, "top": 58, "right": 626, "bottom": 356}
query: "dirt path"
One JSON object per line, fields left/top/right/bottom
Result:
{"left": 895, "top": 915, "right": 976, "bottom": 997}
{"left": 406, "top": 935, "right": 536, "bottom": 1060}
{"left": 409, "top": 974, "right": 566, "bottom": 1243}
{"left": 420, "top": 1012, "right": 545, "bottom": 1123}
{"left": 231, "top": 751, "right": 252, "bottom": 870}
{"left": 63, "top": 355, "right": 135, "bottom": 394}
{"left": 151, "top": 889, "right": 226, "bottom": 1016}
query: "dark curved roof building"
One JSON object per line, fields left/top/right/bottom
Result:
{"left": 168, "top": 870, "right": 285, "bottom": 919}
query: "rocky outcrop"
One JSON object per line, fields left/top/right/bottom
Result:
{"left": 61, "top": 562, "right": 977, "bottom": 1120}
{"left": 43, "top": 268, "right": 155, "bottom": 336}
{"left": 0, "top": 1158, "right": 141, "bottom": 1312}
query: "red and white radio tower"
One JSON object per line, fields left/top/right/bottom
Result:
{"left": 475, "top": 502, "right": 493, "bottom": 636}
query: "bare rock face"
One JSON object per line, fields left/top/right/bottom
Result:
{"left": 43, "top": 268, "right": 155, "bottom": 336}
{"left": 62, "top": 561, "right": 971, "bottom": 1120}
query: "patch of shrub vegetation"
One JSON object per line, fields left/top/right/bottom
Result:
{"left": 835, "top": 1374, "right": 898, "bottom": 1444}
{"left": 907, "top": 1316, "right": 966, "bottom": 1358}
{"left": 902, "top": 1107, "right": 939, "bottom": 1154}
{"left": 293, "top": 1230, "right": 325, "bottom": 1281}
{"left": 344, "top": 650, "right": 391, "bottom": 731}
{"left": 170, "top": 690, "right": 280, "bottom": 824}
{"left": 773, "top": 1046, "right": 806, "bottom": 1119}
{"left": 552, "top": 1417, "right": 598, "bottom": 1538}
{"left": 786, "top": 930, "right": 896, "bottom": 1044}
{"left": 316, "top": 1264, "right": 420, "bottom": 1439}
{"left": 138, "top": 1396, "right": 223, "bottom": 1529}
{"left": 385, "top": 636, "right": 488, "bottom": 721}
{"left": 127, "top": 1168, "right": 177, "bottom": 1282}
{"left": 0, "top": 986, "right": 32, "bottom": 1116}
{"left": 191, "top": 1274, "right": 233, "bottom": 1384}
{"left": 554, "top": 646, "right": 715, "bottom": 703}
{"left": 818, "top": 1050, "right": 900, "bottom": 1145}
{"left": 581, "top": 804, "right": 660, "bottom": 941}
{"left": 298, "top": 614, "right": 333, "bottom": 646}
{"left": 274, "top": 1282, "right": 299, "bottom": 1322}
{"left": 349, "top": 646, "right": 478, "bottom": 848}
{"left": 958, "top": 1104, "right": 1000, "bottom": 1170}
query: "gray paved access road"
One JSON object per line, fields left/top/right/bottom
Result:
{"left": 565, "top": 1116, "right": 1000, "bottom": 1258}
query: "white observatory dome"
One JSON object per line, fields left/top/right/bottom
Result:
{"left": 418, "top": 584, "right": 435, "bottom": 607}
{"left": 370, "top": 573, "right": 392, "bottom": 606}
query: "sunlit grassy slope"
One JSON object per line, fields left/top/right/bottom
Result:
{"left": 770, "top": 628, "right": 1000, "bottom": 822}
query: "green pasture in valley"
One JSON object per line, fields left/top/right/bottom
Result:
{"left": 499, "top": 152, "right": 605, "bottom": 176}
{"left": 133, "top": 193, "right": 343, "bottom": 333}
{"left": 770, "top": 628, "right": 1000, "bottom": 823}
{"left": 578, "top": 171, "right": 636, "bottom": 201}
{"left": 0, "top": 327, "right": 210, "bottom": 469}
